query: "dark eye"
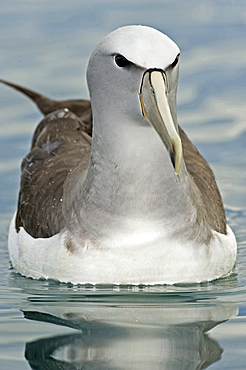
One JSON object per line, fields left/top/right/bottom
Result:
{"left": 171, "top": 53, "right": 180, "bottom": 68}
{"left": 115, "top": 54, "right": 131, "bottom": 68}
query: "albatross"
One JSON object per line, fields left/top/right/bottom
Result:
{"left": 4, "top": 25, "right": 237, "bottom": 285}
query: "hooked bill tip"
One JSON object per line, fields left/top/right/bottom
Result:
{"left": 170, "top": 150, "right": 175, "bottom": 170}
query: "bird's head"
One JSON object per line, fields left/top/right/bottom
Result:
{"left": 87, "top": 25, "right": 182, "bottom": 174}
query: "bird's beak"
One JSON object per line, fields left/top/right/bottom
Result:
{"left": 139, "top": 69, "right": 182, "bottom": 175}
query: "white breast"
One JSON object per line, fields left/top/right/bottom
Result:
{"left": 8, "top": 213, "right": 237, "bottom": 285}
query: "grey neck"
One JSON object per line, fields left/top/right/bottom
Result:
{"left": 65, "top": 110, "right": 211, "bottom": 245}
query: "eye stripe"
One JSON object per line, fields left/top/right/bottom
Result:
{"left": 171, "top": 53, "right": 180, "bottom": 68}
{"left": 114, "top": 54, "right": 132, "bottom": 68}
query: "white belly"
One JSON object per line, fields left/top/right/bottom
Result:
{"left": 8, "top": 213, "right": 237, "bottom": 285}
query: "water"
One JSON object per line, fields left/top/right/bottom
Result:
{"left": 0, "top": 0, "right": 245, "bottom": 368}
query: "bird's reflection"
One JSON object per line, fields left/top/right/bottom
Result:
{"left": 22, "top": 296, "right": 238, "bottom": 370}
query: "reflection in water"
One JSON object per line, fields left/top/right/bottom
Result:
{"left": 22, "top": 295, "right": 238, "bottom": 370}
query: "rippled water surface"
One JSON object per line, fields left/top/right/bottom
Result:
{"left": 0, "top": 1, "right": 246, "bottom": 369}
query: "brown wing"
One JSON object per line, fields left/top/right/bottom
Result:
{"left": 179, "top": 127, "right": 226, "bottom": 234}
{"left": 3, "top": 80, "right": 226, "bottom": 236}
{"left": 16, "top": 114, "right": 226, "bottom": 238}
{"left": 16, "top": 109, "right": 91, "bottom": 238}
{"left": 0, "top": 79, "right": 92, "bottom": 135}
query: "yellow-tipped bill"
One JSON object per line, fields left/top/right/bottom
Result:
{"left": 139, "top": 69, "right": 182, "bottom": 175}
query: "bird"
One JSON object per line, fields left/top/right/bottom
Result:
{"left": 4, "top": 25, "right": 237, "bottom": 285}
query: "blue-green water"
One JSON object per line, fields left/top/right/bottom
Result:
{"left": 0, "top": 1, "right": 246, "bottom": 369}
